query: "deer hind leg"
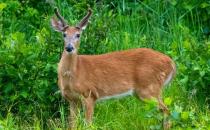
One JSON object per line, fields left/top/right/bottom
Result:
{"left": 158, "top": 97, "right": 171, "bottom": 130}
{"left": 135, "top": 84, "right": 171, "bottom": 130}
{"left": 135, "top": 84, "right": 161, "bottom": 101}
{"left": 158, "top": 97, "right": 169, "bottom": 115}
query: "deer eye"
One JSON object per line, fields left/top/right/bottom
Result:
{"left": 76, "top": 34, "right": 80, "bottom": 38}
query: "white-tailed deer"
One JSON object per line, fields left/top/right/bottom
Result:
{"left": 51, "top": 8, "right": 176, "bottom": 129}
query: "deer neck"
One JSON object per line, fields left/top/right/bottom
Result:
{"left": 60, "top": 52, "right": 78, "bottom": 77}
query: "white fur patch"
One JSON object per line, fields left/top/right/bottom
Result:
{"left": 164, "top": 71, "right": 173, "bottom": 86}
{"left": 97, "top": 89, "right": 134, "bottom": 102}
{"left": 62, "top": 70, "right": 72, "bottom": 77}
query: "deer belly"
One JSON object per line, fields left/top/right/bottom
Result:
{"left": 97, "top": 89, "right": 134, "bottom": 102}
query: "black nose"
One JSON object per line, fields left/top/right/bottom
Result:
{"left": 65, "top": 46, "right": 74, "bottom": 52}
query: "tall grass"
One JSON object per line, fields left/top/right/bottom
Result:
{"left": 1, "top": 85, "right": 210, "bottom": 130}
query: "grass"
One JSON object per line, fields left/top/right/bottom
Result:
{"left": 1, "top": 83, "right": 210, "bottom": 130}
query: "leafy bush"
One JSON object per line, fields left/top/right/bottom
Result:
{"left": 0, "top": 0, "right": 61, "bottom": 118}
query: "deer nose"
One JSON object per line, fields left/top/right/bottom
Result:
{"left": 65, "top": 45, "right": 74, "bottom": 52}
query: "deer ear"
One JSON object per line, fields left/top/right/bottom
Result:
{"left": 77, "top": 9, "right": 92, "bottom": 30}
{"left": 51, "top": 17, "right": 64, "bottom": 32}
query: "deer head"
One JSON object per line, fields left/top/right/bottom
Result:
{"left": 51, "top": 8, "right": 92, "bottom": 54}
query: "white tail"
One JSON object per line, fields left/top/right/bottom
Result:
{"left": 51, "top": 8, "right": 176, "bottom": 129}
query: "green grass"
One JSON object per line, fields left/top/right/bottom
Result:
{"left": 1, "top": 84, "right": 210, "bottom": 130}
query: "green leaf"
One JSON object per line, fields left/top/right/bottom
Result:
{"left": 169, "top": 0, "right": 177, "bottom": 6}
{"left": 183, "top": 3, "right": 193, "bottom": 11}
{"left": 0, "top": 3, "right": 7, "bottom": 11}
{"left": 200, "top": 2, "right": 210, "bottom": 8}
{"left": 180, "top": 76, "right": 188, "bottom": 84}
{"left": 181, "top": 111, "right": 189, "bottom": 120}
{"left": 143, "top": 98, "right": 158, "bottom": 110}
{"left": 199, "top": 71, "right": 205, "bottom": 77}
{"left": 20, "top": 91, "right": 28, "bottom": 98}
{"left": 171, "top": 111, "right": 180, "bottom": 120}
{"left": 164, "top": 97, "right": 172, "bottom": 106}
{"left": 183, "top": 39, "right": 191, "bottom": 49}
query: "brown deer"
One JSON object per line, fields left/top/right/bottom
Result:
{"left": 51, "top": 8, "right": 176, "bottom": 129}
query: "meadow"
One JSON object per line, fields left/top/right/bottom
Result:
{"left": 0, "top": 0, "right": 210, "bottom": 130}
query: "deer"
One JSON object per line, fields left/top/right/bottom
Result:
{"left": 51, "top": 8, "right": 176, "bottom": 130}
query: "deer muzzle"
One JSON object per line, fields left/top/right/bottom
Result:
{"left": 65, "top": 44, "right": 74, "bottom": 52}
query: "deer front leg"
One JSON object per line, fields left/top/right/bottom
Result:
{"left": 84, "top": 95, "right": 95, "bottom": 124}
{"left": 69, "top": 101, "right": 81, "bottom": 129}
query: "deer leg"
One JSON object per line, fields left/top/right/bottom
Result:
{"left": 135, "top": 85, "right": 171, "bottom": 130}
{"left": 158, "top": 97, "right": 169, "bottom": 115}
{"left": 83, "top": 95, "right": 95, "bottom": 124}
{"left": 69, "top": 101, "right": 81, "bottom": 129}
{"left": 157, "top": 97, "right": 171, "bottom": 130}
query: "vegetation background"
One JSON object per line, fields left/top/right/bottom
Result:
{"left": 0, "top": 0, "right": 210, "bottom": 129}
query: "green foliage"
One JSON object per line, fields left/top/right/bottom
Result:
{"left": 0, "top": 0, "right": 62, "bottom": 119}
{"left": 0, "top": 0, "right": 210, "bottom": 129}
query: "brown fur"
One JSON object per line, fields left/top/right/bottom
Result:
{"left": 58, "top": 48, "right": 176, "bottom": 128}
